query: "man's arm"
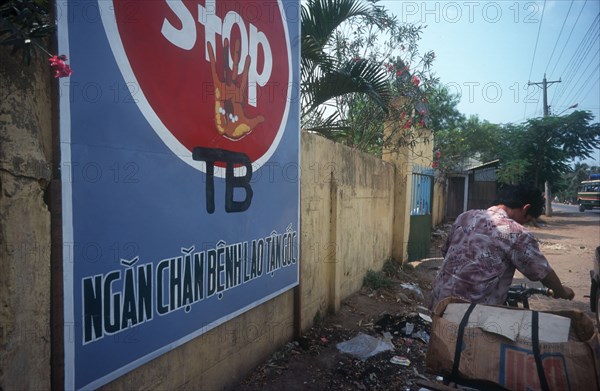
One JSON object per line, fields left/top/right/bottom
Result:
{"left": 541, "top": 270, "right": 575, "bottom": 300}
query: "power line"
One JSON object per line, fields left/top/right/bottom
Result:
{"left": 561, "top": 16, "right": 599, "bottom": 83}
{"left": 545, "top": 0, "right": 575, "bottom": 75}
{"left": 524, "top": 0, "right": 547, "bottom": 119}
{"left": 547, "top": 0, "right": 588, "bottom": 79}
{"left": 550, "top": 14, "right": 600, "bottom": 106}
{"left": 560, "top": 61, "right": 600, "bottom": 109}
{"left": 554, "top": 14, "right": 599, "bottom": 88}
{"left": 554, "top": 41, "right": 599, "bottom": 105}
{"left": 557, "top": 48, "right": 599, "bottom": 106}
{"left": 528, "top": 0, "right": 547, "bottom": 82}
{"left": 581, "top": 79, "right": 600, "bottom": 102}
{"left": 552, "top": 37, "right": 599, "bottom": 107}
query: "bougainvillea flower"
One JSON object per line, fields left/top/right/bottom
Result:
{"left": 49, "top": 55, "right": 73, "bottom": 78}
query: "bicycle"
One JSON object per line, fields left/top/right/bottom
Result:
{"left": 416, "top": 284, "right": 556, "bottom": 391}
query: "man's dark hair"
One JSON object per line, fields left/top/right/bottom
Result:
{"left": 492, "top": 183, "right": 545, "bottom": 218}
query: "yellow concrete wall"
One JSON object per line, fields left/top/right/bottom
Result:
{"left": 429, "top": 131, "right": 447, "bottom": 228}
{"left": 299, "top": 133, "right": 395, "bottom": 327}
{"left": 0, "top": 46, "right": 53, "bottom": 390}
{"left": 383, "top": 126, "right": 436, "bottom": 261}
{"left": 104, "top": 291, "right": 295, "bottom": 390}
{"left": 432, "top": 179, "right": 447, "bottom": 227}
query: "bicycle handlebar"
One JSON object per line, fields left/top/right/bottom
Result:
{"left": 510, "top": 285, "right": 553, "bottom": 297}
{"left": 508, "top": 284, "right": 553, "bottom": 296}
{"left": 506, "top": 284, "right": 554, "bottom": 308}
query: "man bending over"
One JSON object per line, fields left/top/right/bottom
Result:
{"left": 429, "top": 183, "right": 574, "bottom": 310}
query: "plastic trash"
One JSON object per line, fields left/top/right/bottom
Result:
{"left": 336, "top": 332, "right": 394, "bottom": 360}
{"left": 401, "top": 322, "right": 414, "bottom": 336}
{"left": 418, "top": 313, "right": 432, "bottom": 323}
{"left": 390, "top": 356, "right": 411, "bottom": 366}
{"left": 400, "top": 283, "right": 425, "bottom": 299}
{"left": 413, "top": 330, "right": 430, "bottom": 343}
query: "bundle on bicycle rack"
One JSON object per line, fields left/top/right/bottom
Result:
{"left": 425, "top": 297, "right": 600, "bottom": 391}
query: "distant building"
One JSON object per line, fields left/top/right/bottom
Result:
{"left": 445, "top": 159, "right": 499, "bottom": 219}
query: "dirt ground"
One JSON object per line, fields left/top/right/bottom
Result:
{"left": 237, "top": 207, "right": 600, "bottom": 391}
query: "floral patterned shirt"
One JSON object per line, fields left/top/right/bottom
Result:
{"left": 429, "top": 206, "right": 553, "bottom": 310}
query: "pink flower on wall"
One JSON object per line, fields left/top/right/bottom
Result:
{"left": 432, "top": 149, "right": 442, "bottom": 168}
{"left": 49, "top": 55, "right": 73, "bottom": 78}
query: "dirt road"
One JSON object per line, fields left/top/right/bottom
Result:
{"left": 238, "top": 205, "right": 600, "bottom": 390}
{"left": 515, "top": 205, "right": 600, "bottom": 316}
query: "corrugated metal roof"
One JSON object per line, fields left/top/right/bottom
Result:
{"left": 467, "top": 159, "right": 500, "bottom": 171}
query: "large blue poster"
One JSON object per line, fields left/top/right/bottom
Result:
{"left": 57, "top": 1, "right": 300, "bottom": 389}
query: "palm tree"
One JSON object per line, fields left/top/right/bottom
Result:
{"left": 301, "top": 0, "right": 391, "bottom": 132}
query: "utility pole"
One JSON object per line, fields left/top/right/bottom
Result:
{"left": 528, "top": 74, "right": 561, "bottom": 116}
{"left": 528, "top": 74, "right": 561, "bottom": 216}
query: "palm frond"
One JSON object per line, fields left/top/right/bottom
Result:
{"left": 301, "top": 0, "right": 372, "bottom": 51}
{"left": 307, "top": 58, "right": 390, "bottom": 113}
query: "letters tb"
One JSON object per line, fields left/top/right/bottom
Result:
{"left": 193, "top": 147, "right": 253, "bottom": 213}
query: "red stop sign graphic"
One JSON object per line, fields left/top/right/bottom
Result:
{"left": 101, "top": 0, "right": 292, "bottom": 174}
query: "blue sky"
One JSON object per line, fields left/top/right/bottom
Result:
{"left": 382, "top": 0, "right": 600, "bottom": 164}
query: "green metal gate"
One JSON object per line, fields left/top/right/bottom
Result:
{"left": 408, "top": 166, "right": 434, "bottom": 261}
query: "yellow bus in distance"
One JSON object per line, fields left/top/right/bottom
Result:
{"left": 578, "top": 177, "right": 600, "bottom": 212}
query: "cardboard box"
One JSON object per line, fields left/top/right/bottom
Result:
{"left": 442, "top": 303, "right": 572, "bottom": 343}
{"left": 426, "top": 298, "right": 600, "bottom": 390}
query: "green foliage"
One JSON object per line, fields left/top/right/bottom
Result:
{"left": 313, "top": 310, "right": 325, "bottom": 326}
{"left": 301, "top": 0, "right": 390, "bottom": 123}
{"left": 381, "top": 258, "right": 402, "bottom": 277}
{"left": 0, "top": 0, "right": 55, "bottom": 64}
{"left": 330, "top": 94, "right": 386, "bottom": 154}
{"left": 498, "top": 111, "right": 600, "bottom": 188}
{"left": 301, "top": 0, "right": 436, "bottom": 154}
{"left": 427, "top": 84, "right": 465, "bottom": 131}
{"left": 432, "top": 127, "right": 470, "bottom": 171}
{"left": 429, "top": 87, "right": 600, "bottom": 190}
{"left": 463, "top": 117, "right": 504, "bottom": 163}
{"left": 429, "top": 85, "right": 507, "bottom": 177}
{"left": 363, "top": 269, "right": 392, "bottom": 290}
{"left": 432, "top": 114, "right": 503, "bottom": 178}
{"left": 496, "top": 159, "right": 530, "bottom": 185}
